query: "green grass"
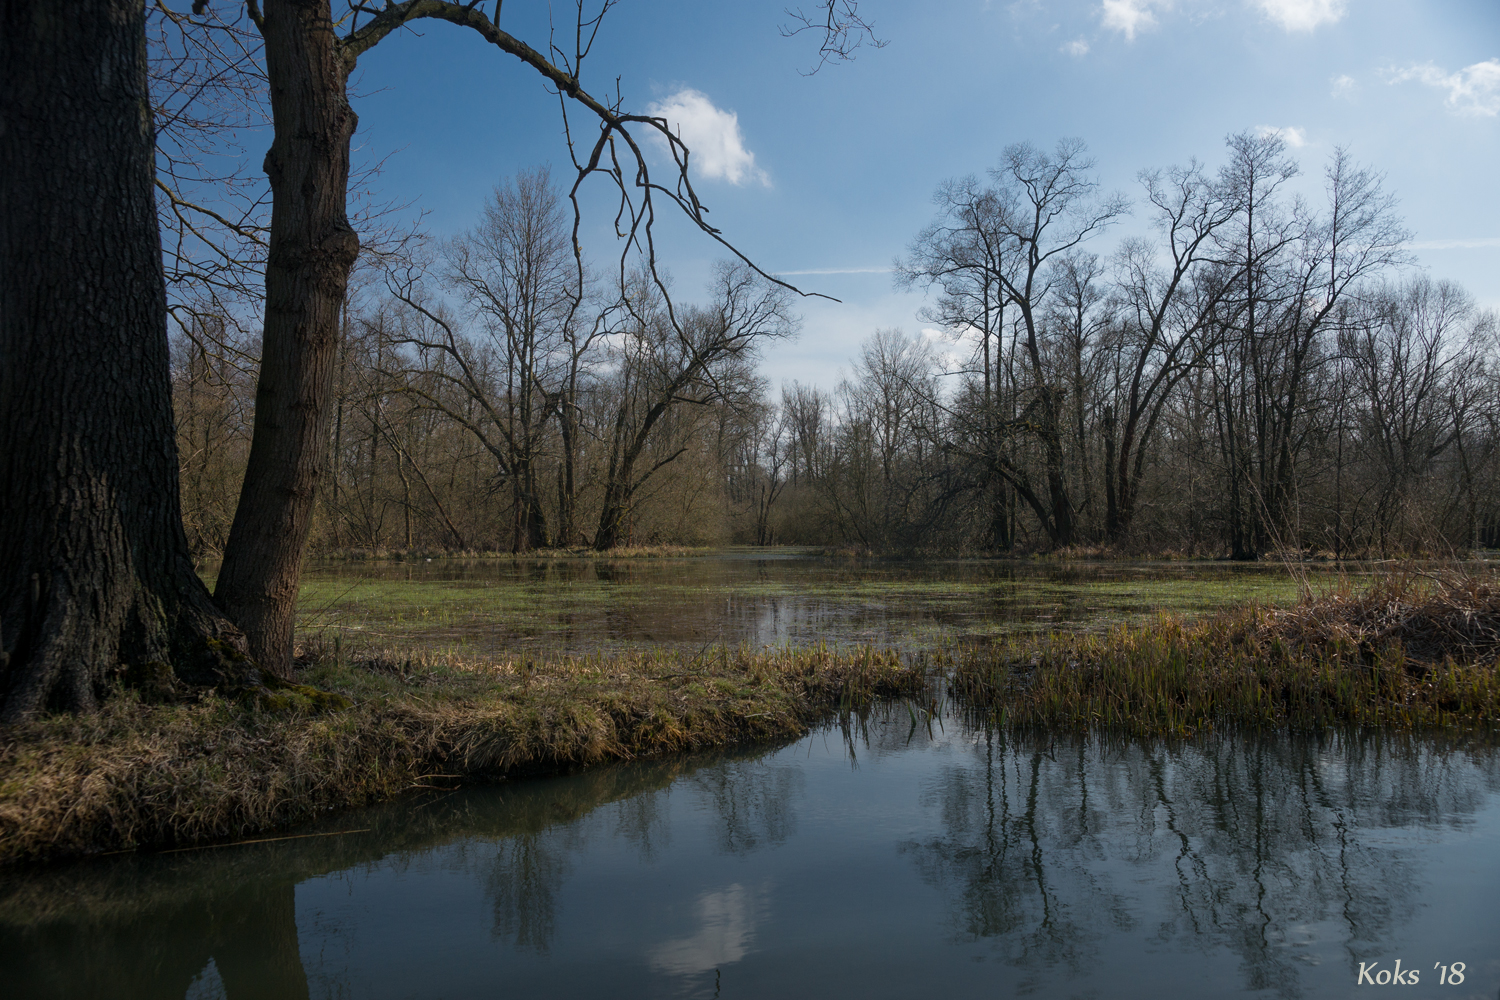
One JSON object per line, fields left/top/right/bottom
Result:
{"left": 286, "top": 559, "right": 1338, "bottom": 653}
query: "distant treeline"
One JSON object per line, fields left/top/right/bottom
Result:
{"left": 171, "top": 138, "right": 1500, "bottom": 559}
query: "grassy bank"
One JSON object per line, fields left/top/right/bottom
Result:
{"left": 0, "top": 644, "right": 925, "bottom": 867}
{"left": 946, "top": 570, "right": 1500, "bottom": 734}
{"left": 5, "top": 569, "right": 1496, "bottom": 868}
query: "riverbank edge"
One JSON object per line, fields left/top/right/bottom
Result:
{"left": 0, "top": 645, "right": 927, "bottom": 867}
{"left": 948, "top": 571, "right": 1500, "bottom": 734}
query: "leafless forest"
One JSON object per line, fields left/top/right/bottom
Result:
{"left": 155, "top": 19, "right": 1500, "bottom": 561}
{"left": 170, "top": 148, "right": 1499, "bottom": 560}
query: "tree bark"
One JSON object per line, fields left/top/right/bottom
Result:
{"left": 0, "top": 0, "right": 252, "bottom": 721}
{"left": 214, "top": 0, "right": 360, "bottom": 676}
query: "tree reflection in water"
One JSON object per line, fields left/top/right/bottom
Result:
{"left": 0, "top": 752, "right": 719, "bottom": 998}
{"left": 689, "top": 761, "right": 803, "bottom": 856}
{"left": 900, "top": 728, "right": 1500, "bottom": 998}
{"left": 3, "top": 724, "right": 1498, "bottom": 999}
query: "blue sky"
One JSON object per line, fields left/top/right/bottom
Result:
{"left": 348, "top": 0, "right": 1500, "bottom": 390}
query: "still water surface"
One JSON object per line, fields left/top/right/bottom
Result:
{"left": 4, "top": 709, "right": 1499, "bottom": 999}
{"left": 293, "top": 552, "right": 1330, "bottom": 657}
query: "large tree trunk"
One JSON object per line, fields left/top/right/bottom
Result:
{"left": 0, "top": 0, "right": 252, "bottom": 721}
{"left": 214, "top": 0, "right": 360, "bottom": 676}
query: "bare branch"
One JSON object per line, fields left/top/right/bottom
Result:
{"left": 779, "top": 1, "right": 887, "bottom": 75}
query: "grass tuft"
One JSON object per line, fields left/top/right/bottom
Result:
{"left": 945, "top": 568, "right": 1500, "bottom": 735}
{"left": 0, "top": 643, "right": 924, "bottom": 866}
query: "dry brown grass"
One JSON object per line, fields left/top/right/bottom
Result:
{"left": 1259, "top": 568, "right": 1500, "bottom": 665}
{"left": 0, "top": 643, "right": 925, "bottom": 866}
{"left": 946, "top": 567, "right": 1500, "bottom": 734}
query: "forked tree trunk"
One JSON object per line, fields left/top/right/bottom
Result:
{"left": 214, "top": 0, "right": 360, "bottom": 676}
{"left": 0, "top": 0, "right": 252, "bottom": 721}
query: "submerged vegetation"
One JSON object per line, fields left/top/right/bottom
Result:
{"left": 287, "top": 554, "right": 1319, "bottom": 658}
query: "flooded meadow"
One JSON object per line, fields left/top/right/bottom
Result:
{"left": 290, "top": 549, "right": 1334, "bottom": 658}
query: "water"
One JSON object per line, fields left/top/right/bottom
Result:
{"left": 5, "top": 710, "right": 1500, "bottom": 999}
{"left": 292, "top": 551, "right": 1331, "bottom": 657}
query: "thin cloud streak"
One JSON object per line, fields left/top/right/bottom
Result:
{"left": 775, "top": 266, "right": 894, "bottom": 275}
{"left": 1409, "top": 238, "right": 1500, "bottom": 250}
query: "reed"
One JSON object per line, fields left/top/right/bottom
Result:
{"left": 945, "top": 567, "right": 1500, "bottom": 734}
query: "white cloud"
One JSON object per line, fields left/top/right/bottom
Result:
{"left": 1250, "top": 0, "right": 1347, "bottom": 32}
{"left": 1061, "top": 37, "right": 1091, "bottom": 56}
{"left": 1389, "top": 59, "right": 1500, "bottom": 117}
{"left": 1331, "top": 73, "right": 1357, "bottom": 98}
{"left": 1256, "top": 124, "right": 1308, "bottom": 147}
{"left": 1098, "top": 0, "right": 1347, "bottom": 42}
{"left": 1100, "top": 0, "right": 1163, "bottom": 40}
{"left": 645, "top": 88, "right": 769, "bottom": 186}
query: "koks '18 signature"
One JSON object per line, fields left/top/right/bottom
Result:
{"left": 1357, "top": 961, "right": 1466, "bottom": 985}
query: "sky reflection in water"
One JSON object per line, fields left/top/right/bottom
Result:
{"left": 5, "top": 708, "right": 1500, "bottom": 999}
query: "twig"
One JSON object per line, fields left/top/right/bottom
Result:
{"left": 156, "top": 828, "right": 371, "bottom": 854}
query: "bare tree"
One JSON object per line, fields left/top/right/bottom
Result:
{"left": 377, "top": 170, "right": 607, "bottom": 553}
{"left": 822, "top": 330, "right": 941, "bottom": 548}
{"left": 779, "top": 0, "right": 886, "bottom": 74}
{"left": 201, "top": 0, "right": 855, "bottom": 673}
{"left": 1042, "top": 251, "right": 1112, "bottom": 537}
{"left": 1340, "top": 278, "right": 1489, "bottom": 552}
{"left": 441, "top": 168, "right": 588, "bottom": 551}
{"left": 903, "top": 139, "right": 1127, "bottom": 548}
{"left": 172, "top": 314, "right": 257, "bottom": 558}
{"left": 1101, "top": 161, "right": 1236, "bottom": 541}
{"left": 1208, "top": 135, "right": 1409, "bottom": 557}
{"left": 594, "top": 265, "right": 798, "bottom": 549}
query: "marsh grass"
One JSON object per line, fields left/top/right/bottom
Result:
{"left": 946, "top": 568, "right": 1500, "bottom": 735}
{"left": 0, "top": 643, "right": 925, "bottom": 866}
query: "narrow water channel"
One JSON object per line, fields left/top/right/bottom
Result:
{"left": 5, "top": 709, "right": 1499, "bottom": 999}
